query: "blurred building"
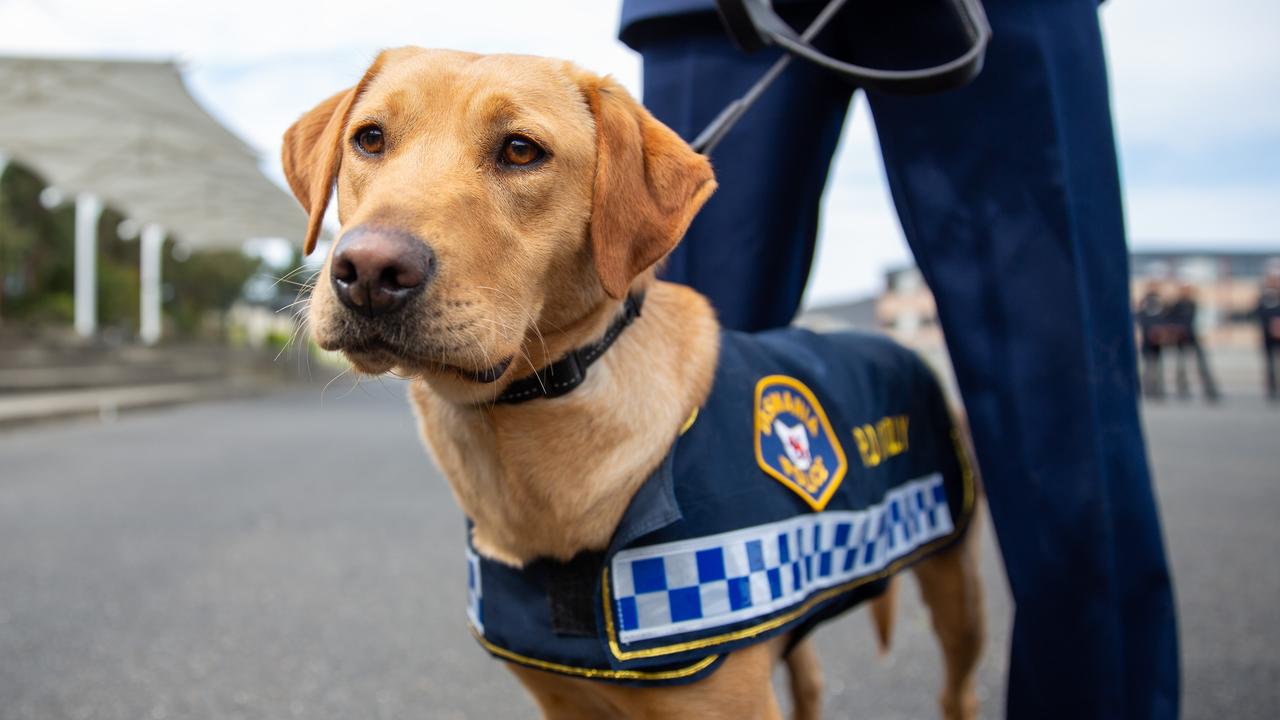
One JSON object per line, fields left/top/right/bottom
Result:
{"left": 0, "top": 55, "right": 308, "bottom": 346}
{"left": 821, "top": 250, "right": 1280, "bottom": 348}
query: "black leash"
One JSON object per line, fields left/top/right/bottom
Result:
{"left": 693, "top": 0, "right": 990, "bottom": 155}
{"left": 493, "top": 293, "right": 645, "bottom": 405}
{"left": 693, "top": 0, "right": 850, "bottom": 155}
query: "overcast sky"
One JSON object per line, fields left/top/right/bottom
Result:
{"left": 1, "top": 0, "right": 1276, "bottom": 305}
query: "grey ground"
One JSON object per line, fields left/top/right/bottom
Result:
{"left": 0, "top": 381, "right": 1277, "bottom": 719}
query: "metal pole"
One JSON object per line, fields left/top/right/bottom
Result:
{"left": 74, "top": 192, "right": 102, "bottom": 339}
{"left": 140, "top": 223, "right": 164, "bottom": 345}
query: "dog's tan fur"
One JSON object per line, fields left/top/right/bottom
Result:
{"left": 286, "top": 47, "right": 982, "bottom": 719}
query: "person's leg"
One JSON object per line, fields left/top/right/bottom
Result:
{"left": 1146, "top": 340, "right": 1167, "bottom": 397}
{"left": 1140, "top": 343, "right": 1152, "bottom": 397}
{"left": 1153, "top": 345, "right": 1166, "bottom": 399}
{"left": 1142, "top": 344, "right": 1164, "bottom": 399}
{"left": 1266, "top": 341, "right": 1279, "bottom": 400}
{"left": 866, "top": 0, "right": 1178, "bottom": 717}
{"left": 1174, "top": 342, "right": 1191, "bottom": 399}
{"left": 629, "top": 8, "right": 853, "bottom": 331}
{"left": 1191, "top": 339, "right": 1219, "bottom": 400}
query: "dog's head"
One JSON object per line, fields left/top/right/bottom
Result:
{"left": 284, "top": 48, "right": 715, "bottom": 401}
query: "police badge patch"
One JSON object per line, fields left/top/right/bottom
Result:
{"left": 754, "top": 375, "right": 848, "bottom": 510}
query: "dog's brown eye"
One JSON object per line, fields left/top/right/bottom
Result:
{"left": 354, "top": 126, "right": 385, "bottom": 155}
{"left": 500, "top": 136, "right": 545, "bottom": 167}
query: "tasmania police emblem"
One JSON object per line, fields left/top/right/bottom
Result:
{"left": 754, "top": 375, "right": 848, "bottom": 510}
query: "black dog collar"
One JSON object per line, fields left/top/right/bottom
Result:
{"left": 493, "top": 293, "right": 645, "bottom": 405}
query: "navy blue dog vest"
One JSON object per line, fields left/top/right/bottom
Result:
{"left": 464, "top": 328, "right": 975, "bottom": 685}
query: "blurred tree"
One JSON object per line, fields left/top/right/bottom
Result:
{"left": 0, "top": 163, "right": 74, "bottom": 326}
{"left": 96, "top": 206, "right": 139, "bottom": 334}
{"left": 0, "top": 189, "right": 36, "bottom": 324}
{"left": 164, "top": 246, "right": 261, "bottom": 338}
{"left": 1, "top": 162, "right": 261, "bottom": 341}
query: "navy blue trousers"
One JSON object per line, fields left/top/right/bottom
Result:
{"left": 625, "top": 0, "right": 1179, "bottom": 717}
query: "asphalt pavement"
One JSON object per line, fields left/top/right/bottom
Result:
{"left": 0, "top": 381, "right": 1276, "bottom": 719}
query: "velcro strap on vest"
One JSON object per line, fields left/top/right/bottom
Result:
{"left": 547, "top": 551, "right": 605, "bottom": 637}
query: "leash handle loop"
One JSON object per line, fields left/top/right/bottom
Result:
{"left": 693, "top": 0, "right": 991, "bottom": 155}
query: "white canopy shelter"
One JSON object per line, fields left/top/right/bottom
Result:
{"left": 0, "top": 56, "right": 310, "bottom": 343}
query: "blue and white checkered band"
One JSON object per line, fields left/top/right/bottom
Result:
{"left": 610, "top": 473, "right": 952, "bottom": 644}
{"left": 466, "top": 546, "right": 484, "bottom": 635}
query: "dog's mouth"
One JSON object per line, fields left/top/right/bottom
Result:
{"left": 341, "top": 338, "right": 513, "bottom": 384}
{"left": 445, "top": 355, "right": 513, "bottom": 384}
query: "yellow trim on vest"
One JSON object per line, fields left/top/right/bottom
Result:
{"left": 470, "top": 627, "right": 719, "bottom": 680}
{"left": 679, "top": 407, "right": 700, "bottom": 436}
{"left": 600, "top": 445, "right": 977, "bottom": 663}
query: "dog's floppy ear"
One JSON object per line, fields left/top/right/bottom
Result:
{"left": 583, "top": 77, "right": 717, "bottom": 299}
{"left": 281, "top": 54, "right": 388, "bottom": 255}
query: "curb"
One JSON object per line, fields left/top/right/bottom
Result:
{"left": 0, "top": 380, "right": 269, "bottom": 431}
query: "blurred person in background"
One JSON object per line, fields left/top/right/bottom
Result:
{"left": 618, "top": 0, "right": 1179, "bottom": 718}
{"left": 1258, "top": 262, "right": 1280, "bottom": 403}
{"left": 1137, "top": 282, "right": 1170, "bottom": 400}
{"left": 1168, "top": 282, "right": 1219, "bottom": 402}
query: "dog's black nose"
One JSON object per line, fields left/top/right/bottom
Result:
{"left": 330, "top": 226, "right": 433, "bottom": 317}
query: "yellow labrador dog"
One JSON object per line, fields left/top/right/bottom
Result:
{"left": 284, "top": 47, "right": 982, "bottom": 720}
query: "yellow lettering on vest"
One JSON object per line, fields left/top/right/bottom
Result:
{"left": 853, "top": 426, "right": 872, "bottom": 467}
{"left": 877, "top": 417, "right": 895, "bottom": 455}
{"left": 852, "top": 414, "right": 911, "bottom": 468}
{"left": 865, "top": 424, "right": 883, "bottom": 466}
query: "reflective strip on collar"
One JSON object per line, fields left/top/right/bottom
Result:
{"left": 610, "top": 473, "right": 951, "bottom": 644}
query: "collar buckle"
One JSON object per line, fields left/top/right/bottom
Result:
{"left": 539, "top": 349, "right": 586, "bottom": 400}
